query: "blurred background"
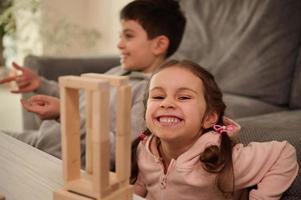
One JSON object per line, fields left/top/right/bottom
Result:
{"left": 0, "top": 0, "right": 130, "bottom": 131}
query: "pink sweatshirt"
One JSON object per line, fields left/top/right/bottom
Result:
{"left": 134, "top": 122, "right": 298, "bottom": 200}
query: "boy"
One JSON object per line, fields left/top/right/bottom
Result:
{"left": 0, "top": 0, "right": 186, "bottom": 167}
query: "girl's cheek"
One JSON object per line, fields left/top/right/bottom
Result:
{"left": 145, "top": 105, "right": 154, "bottom": 123}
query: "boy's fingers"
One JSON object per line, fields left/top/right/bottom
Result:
{"left": 0, "top": 62, "right": 25, "bottom": 85}
{"left": 12, "top": 62, "right": 24, "bottom": 72}
{"left": 30, "top": 95, "right": 48, "bottom": 102}
{"left": 11, "top": 89, "right": 22, "bottom": 94}
{"left": 11, "top": 86, "right": 34, "bottom": 93}
{"left": 20, "top": 98, "right": 31, "bottom": 110}
{"left": 11, "top": 89, "right": 28, "bottom": 93}
{"left": 21, "top": 98, "right": 40, "bottom": 113}
{"left": 20, "top": 98, "right": 28, "bottom": 105}
{"left": 29, "top": 95, "right": 47, "bottom": 105}
{"left": 0, "top": 76, "right": 17, "bottom": 84}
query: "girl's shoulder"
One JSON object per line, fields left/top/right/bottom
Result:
{"left": 232, "top": 140, "right": 296, "bottom": 171}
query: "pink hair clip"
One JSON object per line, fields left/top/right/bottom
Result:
{"left": 138, "top": 132, "right": 147, "bottom": 141}
{"left": 213, "top": 124, "right": 235, "bottom": 135}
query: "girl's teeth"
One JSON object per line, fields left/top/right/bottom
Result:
{"left": 159, "top": 117, "right": 180, "bottom": 123}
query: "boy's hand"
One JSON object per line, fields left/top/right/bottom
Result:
{"left": 21, "top": 95, "right": 60, "bottom": 120}
{"left": 0, "top": 62, "right": 41, "bottom": 93}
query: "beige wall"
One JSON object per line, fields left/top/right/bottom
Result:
{"left": 15, "top": 0, "right": 131, "bottom": 60}
{"left": 39, "top": 0, "right": 130, "bottom": 57}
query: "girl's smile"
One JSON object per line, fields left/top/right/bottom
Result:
{"left": 145, "top": 65, "right": 208, "bottom": 148}
{"left": 154, "top": 114, "right": 184, "bottom": 127}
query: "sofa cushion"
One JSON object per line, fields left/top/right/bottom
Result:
{"left": 237, "top": 110, "right": 301, "bottom": 199}
{"left": 173, "top": 0, "right": 301, "bottom": 106}
{"left": 290, "top": 46, "right": 301, "bottom": 109}
{"left": 24, "top": 55, "right": 120, "bottom": 81}
{"left": 223, "top": 93, "right": 286, "bottom": 119}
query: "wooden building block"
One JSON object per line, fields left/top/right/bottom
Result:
{"left": 82, "top": 73, "right": 131, "bottom": 178}
{"left": 115, "top": 85, "right": 132, "bottom": 182}
{"left": 54, "top": 189, "right": 93, "bottom": 200}
{"left": 82, "top": 73, "right": 129, "bottom": 86}
{"left": 54, "top": 75, "right": 132, "bottom": 200}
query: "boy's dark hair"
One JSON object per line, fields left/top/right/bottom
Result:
{"left": 120, "top": 0, "right": 186, "bottom": 58}
{"left": 131, "top": 60, "right": 235, "bottom": 198}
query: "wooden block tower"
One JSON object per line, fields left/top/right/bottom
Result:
{"left": 54, "top": 74, "right": 132, "bottom": 200}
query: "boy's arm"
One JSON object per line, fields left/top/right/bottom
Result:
{"left": 233, "top": 141, "right": 298, "bottom": 199}
{"left": 0, "top": 62, "right": 41, "bottom": 93}
{"left": 34, "top": 77, "right": 60, "bottom": 97}
{"left": 0, "top": 62, "right": 60, "bottom": 97}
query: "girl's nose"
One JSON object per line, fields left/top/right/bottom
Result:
{"left": 160, "top": 97, "right": 175, "bottom": 109}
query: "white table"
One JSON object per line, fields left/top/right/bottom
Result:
{"left": 0, "top": 85, "right": 23, "bottom": 132}
{"left": 0, "top": 132, "right": 144, "bottom": 200}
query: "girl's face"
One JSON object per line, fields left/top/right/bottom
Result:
{"left": 145, "top": 66, "right": 211, "bottom": 147}
{"left": 117, "top": 20, "right": 160, "bottom": 73}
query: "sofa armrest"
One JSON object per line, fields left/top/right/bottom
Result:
{"left": 24, "top": 55, "right": 120, "bottom": 81}
{"left": 237, "top": 110, "right": 301, "bottom": 200}
{"left": 22, "top": 54, "right": 120, "bottom": 130}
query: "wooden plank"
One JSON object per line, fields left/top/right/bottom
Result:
{"left": 59, "top": 76, "right": 108, "bottom": 90}
{"left": 102, "top": 185, "right": 133, "bottom": 200}
{"left": 81, "top": 73, "right": 129, "bottom": 87}
{"left": 115, "top": 85, "right": 132, "bottom": 183}
{"left": 60, "top": 87, "right": 81, "bottom": 183}
{"left": 92, "top": 88, "right": 110, "bottom": 198}
{"left": 54, "top": 189, "right": 94, "bottom": 200}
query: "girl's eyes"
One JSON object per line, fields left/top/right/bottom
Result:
{"left": 151, "top": 96, "right": 164, "bottom": 100}
{"left": 150, "top": 96, "right": 191, "bottom": 100}
{"left": 178, "top": 96, "right": 191, "bottom": 100}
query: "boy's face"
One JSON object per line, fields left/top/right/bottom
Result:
{"left": 145, "top": 66, "right": 209, "bottom": 148}
{"left": 118, "top": 20, "right": 161, "bottom": 73}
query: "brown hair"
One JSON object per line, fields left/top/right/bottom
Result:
{"left": 120, "top": 0, "right": 186, "bottom": 58}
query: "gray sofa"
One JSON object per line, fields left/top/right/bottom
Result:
{"left": 22, "top": 0, "right": 300, "bottom": 199}
{"left": 172, "top": 1, "right": 301, "bottom": 199}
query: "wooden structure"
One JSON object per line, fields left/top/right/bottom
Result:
{"left": 53, "top": 74, "right": 132, "bottom": 200}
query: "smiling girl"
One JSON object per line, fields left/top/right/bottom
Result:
{"left": 131, "top": 60, "right": 298, "bottom": 200}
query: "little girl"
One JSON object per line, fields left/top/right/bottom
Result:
{"left": 131, "top": 60, "right": 298, "bottom": 199}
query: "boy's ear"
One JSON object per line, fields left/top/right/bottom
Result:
{"left": 152, "top": 35, "right": 169, "bottom": 56}
{"left": 203, "top": 111, "right": 218, "bottom": 129}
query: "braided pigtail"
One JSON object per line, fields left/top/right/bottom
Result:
{"left": 200, "top": 114, "right": 235, "bottom": 197}
{"left": 200, "top": 133, "right": 234, "bottom": 197}
{"left": 130, "top": 129, "right": 151, "bottom": 184}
